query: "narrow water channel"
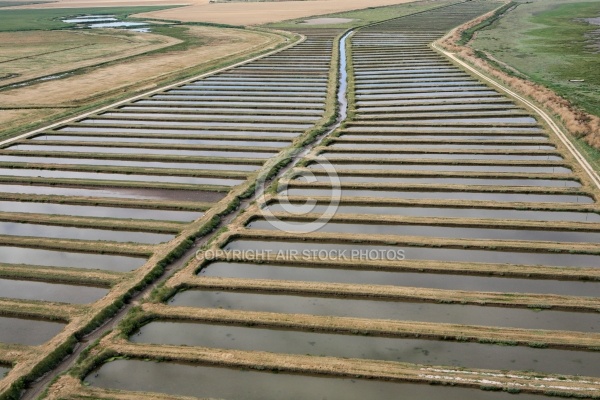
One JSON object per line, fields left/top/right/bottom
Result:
{"left": 133, "top": 321, "right": 600, "bottom": 376}
{"left": 198, "top": 261, "right": 600, "bottom": 297}
{"left": 170, "top": 290, "right": 599, "bottom": 332}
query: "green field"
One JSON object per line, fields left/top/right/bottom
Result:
{"left": 0, "top": 1, "right": 49, "bottom": 7}
{"left": 0, "top": 5, "right": 180, "bottom": 31}
{"left": 265, "top": 0, "right": 459, "bottom": 29}
{"left": 470, "top": 0, "right": 600, "bottom": 118}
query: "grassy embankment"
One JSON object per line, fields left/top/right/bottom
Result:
{"left": 445, "top": 0, "right": 600, "bottom": 169}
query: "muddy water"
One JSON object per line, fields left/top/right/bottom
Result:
{"left": 59, "top": 126, "right": 300, "bottom": 138}
{"left": 303, "top": 175, "right": 580, "bottom": 187}
{"left": 170, "top": 291, "right": 599, "bottom": 332}
{"left": 0, "top": 278, "right": 107, "bottom": 303}
{"left": 198, "top": 261, "right": 600, "bottom": 297}
{"left": 0, "top": 221, "right": 173, "bottom": 244}
{"left": 247, "top": 220, "right": 600, "bottom": 243}
{"left": 284, "top": 188, "right": 594, "bottom": 204}
{"left": 225, "top": 239, "right": 600, "bottom": 268}
{"left": 0, "top": 316, "right": 64, "bottom": 345}
{"left": 7, "top": 145, "right": 275, "bottom": 159}
{"left": 85, "top": 359, "right": 548, "bottom": 400}
{"left": 0, "top": 200, "right": 202, "bottom": 222}
{"left": 0, "top": 155, "right": 261, "bottom": 172}
{"left": 265, "top": 203, "right": 600, "bottom": 223}
{"left": 0, "top": 168, "right": 243, "bottom": 187}
{"left": 0, "top": 246, "right": 144, "bottom": 271}
{"left": 310, "top": 163, "right": 573, "bottom": 173}
{"left": 31, "top": 135, "right": 289, "bottom": 148}
{"left": 0, "top": 184, "right": 225, "bottom": 202}
{"left": 0, "top": 366, "right": 8, "bottom": 378}
{"left": 320, "top": 152, "right": 564, "bottom": 161}
{"left": 132, "top": 322, "right": 599, "bottom": 376}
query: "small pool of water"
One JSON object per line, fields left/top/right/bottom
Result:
{"left": 0, "top": 278, "right": 107, "bottom": 304}
{"left": 62, "top": 16, "right": 117, "bottom": 23}
{"left": 0, "top": 316, "right": 64, "bottom": 345}
{"left": 88, "top": 21, "right": 148, "bottom": 29}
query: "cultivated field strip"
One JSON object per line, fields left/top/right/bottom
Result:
{"left": 72, "top": 2, "right": 597, "bottom": 400}
{"left": 0, "top": 30, "right": 341, "bottom": 395}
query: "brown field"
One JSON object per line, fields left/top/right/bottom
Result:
{"left": 10, "top": 0, "right": 419, "bottom": 25}
{"left": 0, "top": 30, "right": 180, "bottom": 87}
{"left": 0, "top": 26, "right": 282, "bottom": 137}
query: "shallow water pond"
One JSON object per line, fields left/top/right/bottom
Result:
{"left": 133, "top": 322, "right": 600, "bottom": 376}
{"left": 85, "top": 359, "right": 550, "bottom": 400}
{"left": 171, "top": 290, "right": 599, "bottom": 332}
{"left": 0, "top": 200, "right": 202, "bottom": 222}
{"left": 0, "top": 220, "right": 173, "bottom": 244}
{"left": 265, "top": 202, "right": 600, "bottom": 223}
{"left": 0, "top": 316, "right": 64, "bottom": 345}
{"left": 198, "top": 261, "right": 600, "bottom": 297}
{"left": 247, "top": 219, "right": 599, "bottom": 243}
{"left": 0, "top": 246, "right": 144, "bottom": 272}
{"left": 284, "top": 187, "right": 593, "bottom": 204}
{"left": 0, "top": 278, "right": 107, "bottom": 304}
{"left": 226, "top": 239, "right": 600, "bottom": 268}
